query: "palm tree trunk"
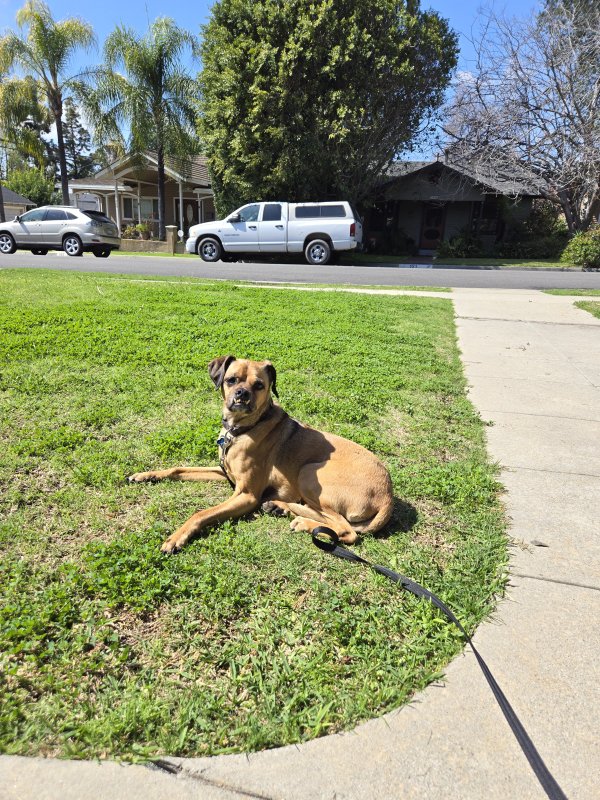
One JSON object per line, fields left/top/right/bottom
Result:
{"left": 157, "top": 146, "right": 166, "bottom": 240}
{"left": 54, "top": 103, "right": 70, "bottom": 205}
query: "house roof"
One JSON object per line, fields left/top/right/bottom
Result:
{"left": 64, "top": 177, "right": 131, "bottom": 193}
{"left": 383, "top": 156, "right": 543, "bottom": 197}
{"left": 95, "top": 152, "right": 211, "bottom": 187}
{"left": 1, "top": 187, "right": 35, "bottom": 206}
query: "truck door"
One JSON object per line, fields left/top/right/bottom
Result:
{"left": 219, "top": 203, "right": 260, "bottom": 252}
{"left": 258, "top": 203, "right": 287, "bottom": 252}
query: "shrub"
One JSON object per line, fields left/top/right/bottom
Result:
{"left": 561, "top": 227, "right": 600, "bottom": 269}
{"left": 436, "top": 230, "right": 485, "bottom": 259}
{"left": 3, "top": 168, "right": 58, "bottom": 208}
{"left": 492, "top": 233, "right": 568, "bottom": 259}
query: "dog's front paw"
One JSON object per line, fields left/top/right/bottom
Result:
{"left": 161, "top": 536, "right": 181, "bottom": 554}
{"left": 128, "top": 472, "right": 159, "bottom": 484}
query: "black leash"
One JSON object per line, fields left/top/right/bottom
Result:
{"left": 311, "top": 526, "right": 568, "bottom": 800}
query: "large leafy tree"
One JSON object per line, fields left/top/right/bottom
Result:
{"left": 199, "top": 0, "right": 458, "bottom": 214}
{"left": 80, "top": 18, "right": 200, "bottom": 240}
{"left": 0, "top": 0, "right": 96, "bottom": 205}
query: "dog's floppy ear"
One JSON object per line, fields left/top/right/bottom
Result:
{"left": 208, "top": 355, "right": 236, "bottom": 390}
{"left": 264, "top": 361, "right": 279, "bottom": 398}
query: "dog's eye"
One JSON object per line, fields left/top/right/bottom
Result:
{"left": 225, "top": 377, "right": 238, "bottom": 386}
{"left": 254, "top": 381, "right": 265, "bottom": 391}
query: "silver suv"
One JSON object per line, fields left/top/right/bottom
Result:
{"left": 0, "top": 206, "right": 121, "bottom": 258}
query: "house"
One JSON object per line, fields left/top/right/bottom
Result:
{"left": 1, "top": 187, "right": 35, "bottom": 219}
{"left": 68, "top": 152, "right": 216, "bottom": 236}
{"left": 365, "top": 156, "right": 544, "bottom": 255}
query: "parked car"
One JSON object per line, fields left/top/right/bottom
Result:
{"left": 186, "top": 201, "right": 363, "bottom": 265}
{"left": 0, "top": 206, "right": 121, "bottom": 258}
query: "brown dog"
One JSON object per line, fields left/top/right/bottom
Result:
{"left": 128, "top": 356, "right": 394, "bottom": 553}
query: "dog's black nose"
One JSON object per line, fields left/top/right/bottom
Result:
{"left": 234, "top": 387, "right": 250, "bottom": 401}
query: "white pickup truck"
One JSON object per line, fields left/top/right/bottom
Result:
{"left": 185, "top": 201, "right": 362, "bottom": 265}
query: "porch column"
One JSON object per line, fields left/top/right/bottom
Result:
{"left": 178, "top": 180, "right": 184, "bottom": 234}
{"left": 197, "top": 194, "right": 202, "bottom": 223}
{"left": 114, "top": 181, "right": 121, "bottom": 229}
{"left": 137, "top": 182, "right": 142, "bottom": 224}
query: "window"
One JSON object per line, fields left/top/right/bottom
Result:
{"left": 294, "top": 204, "right": 347, "bottom": 219}
{"left": 262, "top": 203, "right": 281, "bottom": 222}
{"left": 123, "top": 197, "right": 135, "bottom": 218}
{"left": 19, "top": 209, "right": 46, "bottom": 222}
{"left": 238, "top": 204, "right": 260, "bottom": 223}
{"left": 320, "top": 205, "right": 346, "bottom": 218}
{"left": 83, "top": 210, "right": 113, "bottom": 224}
{"left": 44, "top": 209, "right": 68, "bottom": 221}
{"left": 472, "top": 197, "right": 499, "bottom": 236}
{"left": 122, "top": 197, "right": 158, "bottom": 219}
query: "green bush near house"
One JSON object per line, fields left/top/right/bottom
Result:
{"left": 561, "top": 227, "right": 600, "bottom": 270}
{"left": 436, "top": 230, "right": 485, "bottom": 259}
{"left": 3, "top": 168, "right": 59, "bottom": 208}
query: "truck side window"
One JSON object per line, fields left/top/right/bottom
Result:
{"left": 262, "top": 204, "right": 282, "bottom": 222}
{"left": 238, "top": 204, "right": 260, "bottom": 223}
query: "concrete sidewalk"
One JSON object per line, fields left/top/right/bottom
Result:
{"left": 2, "top": 288, "right": 599, "bottom": 799}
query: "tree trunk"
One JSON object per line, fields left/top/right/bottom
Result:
{"left": 157, "top": 146, "right": 166, "bottom": 240}
{"left": 54, "top": 100, "right": 70, "bottom": 206}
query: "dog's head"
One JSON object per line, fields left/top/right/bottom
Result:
{"left": 208, "top": 356, "right": 278, "bottom": 421}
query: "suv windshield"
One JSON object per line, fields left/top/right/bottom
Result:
{"left": 82, "top": 210, "right": 113, "bottom": 224}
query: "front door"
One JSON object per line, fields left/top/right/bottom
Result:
{"left": 174, "top": 199, "right": 199, "bottom": 236}
{"left": 419, "top": 203, "right": 446, "bottom": 251}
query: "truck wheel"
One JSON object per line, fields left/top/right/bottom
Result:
{"left": 0, "top": 233, "right": 16, "bottom": 254}
{"left": 63, "top": 234, "right": 83, "bottom": 257}
{"left": 198, "top": 237, "right": 222, "bottom": 262}
{"left": 305, "top": 239, "right": 331, "bottom": 265}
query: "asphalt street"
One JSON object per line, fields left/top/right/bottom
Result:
{"left": 2, "top": 250, "right": 600, "bottom": 289}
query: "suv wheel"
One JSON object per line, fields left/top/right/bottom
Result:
{"left": 0, "top": 233, "right": 16, "bottom": 254}
{"left": 197, "top": 237, "right": 222, "bottom": 262}
{"left": 63, "top": 234, "right": 83, "bottom": 257}
{"left": 305, "top": 239, "right": 331, "bottom": 265}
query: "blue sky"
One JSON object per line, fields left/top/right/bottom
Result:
{"left": 1, "top": 0, "right": 540, "bottom": 157}
{"left": 1, "top": 0, "right": 541, "bottom": 76}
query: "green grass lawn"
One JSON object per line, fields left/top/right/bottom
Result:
{"left": 0, "top": 269, "right": 507, "bottom": 761}
{"left": 575, "top": 301, "right": 600, "bottom": 319}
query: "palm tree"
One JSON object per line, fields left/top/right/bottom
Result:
{"left": 0, "top": 73, "right": 50, "bottom": 221}
{"left": 0, "top": 0, "right": 95, "bottom": 205}
{"left": 80, "top": 18, "right": 200, "bottom": 240}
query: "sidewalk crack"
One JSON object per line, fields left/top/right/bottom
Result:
{"left": 151, "top": 759, "right": 278, "bottom": 800}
